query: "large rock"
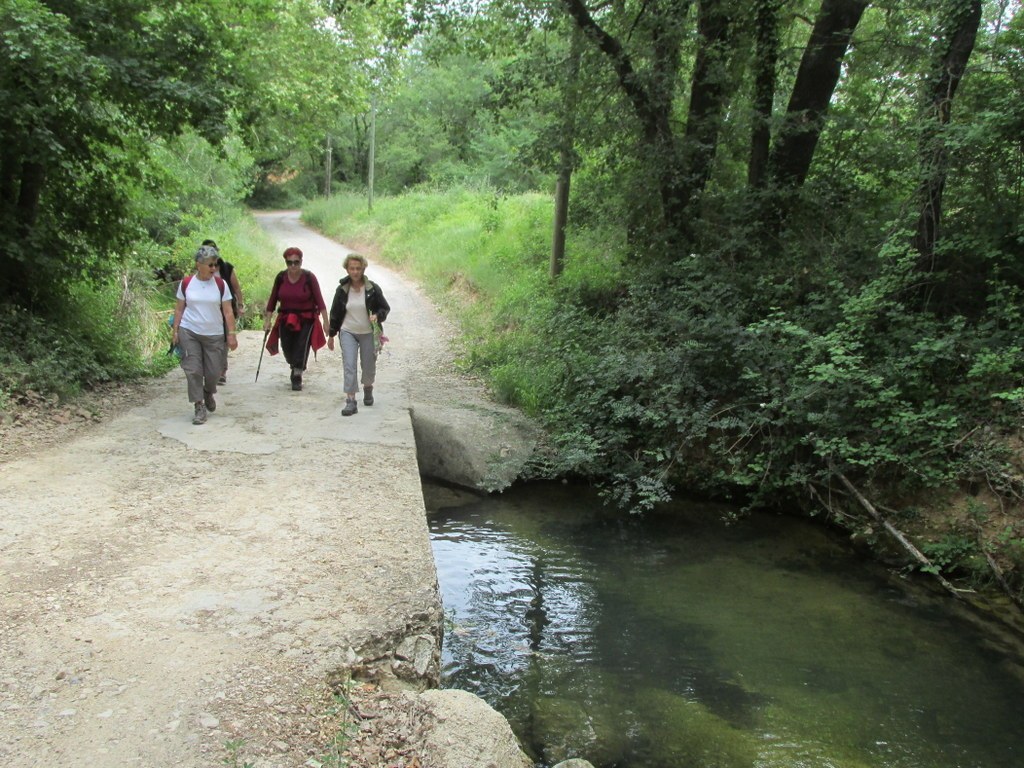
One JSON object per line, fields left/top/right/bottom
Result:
{"left": 411, "top": 398, "right": 541, "bottom": 492}
{"left": 415, "top": 688, "right": 534, "bottom": 768}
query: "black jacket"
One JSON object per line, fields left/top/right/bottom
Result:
{"left": 328, "top": 276, "right": 390, "bottom": 337}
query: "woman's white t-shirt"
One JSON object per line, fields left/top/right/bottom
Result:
{"left": 341, "top": 285, "right": 372, "bottom": 334}
{"left": 177, "top": 276, "right": 233, "bottom": 336}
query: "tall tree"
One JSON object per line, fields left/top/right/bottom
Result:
{"left": 766, "top": 0, "right": 870, "bottom": 190}
{"left": 0, "top": 0, "right": 241, "bottom": 302}
{"left": 560, "top": 0, "right": 873, "bottom": 252}
{"left": 748, "top": 0, "right": 784, "bottom": 188}
{"left": 562, "top": 0, "right": 709, "bottom": 248}
{"left": 913, "top": 0, "right": 983, "bottom": 268}
{"left": 0, "top": 0, "right": 381, "bottom": 304}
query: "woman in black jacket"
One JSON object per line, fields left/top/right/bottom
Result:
{"left": 327, "top": 254, "right": 390, "bottom": 416}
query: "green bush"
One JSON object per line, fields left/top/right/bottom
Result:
{"left": 0, "top": 276, "right": 171, "bottom": 405}
{"left": 0, "top": 203, "right": 281, "bottom": 410}
{"left": 920, "top": 535, "right": 981, "bottom": 579}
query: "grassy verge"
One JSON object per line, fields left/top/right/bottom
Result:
{"left": 0, "top": 212, "right": 281, "bottom": 411}
{"left": 303, "top": 188, "right": 624, "bottom": 412}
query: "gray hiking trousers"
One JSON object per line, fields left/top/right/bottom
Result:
{"left": 340, "top": 329, "right": 376, "bottom": 395}
{"left": 179, "top": 328, "right": 225, "bottom": 403}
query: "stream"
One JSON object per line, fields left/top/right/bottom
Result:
{"left": 425, "top": 480, "right": 1024, "bottom": 768}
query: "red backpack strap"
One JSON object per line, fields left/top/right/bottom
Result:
{"left": 181, "top": 274, "right": 225, "bottom": 305}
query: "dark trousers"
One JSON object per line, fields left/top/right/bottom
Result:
{"left": 280, "top": 321, "right": 314, "bottom": 371}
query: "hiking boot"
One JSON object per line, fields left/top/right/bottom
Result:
{"left": 363, "top": 386, "right": 374, "bottom": 406}
{"left": 192, "top": 402, "right": 208, "bottom": 425}
{"left": 204, "top": 390, "right": 216, "bottom": 412}
{"left": 218, "top": 374, "right": 227, "bottom": 385}
{"left": 290, "top": 369, "right": 302, "bottom": 391}
{"left": 342, "top": 398, "right": 358, "bottom": 416}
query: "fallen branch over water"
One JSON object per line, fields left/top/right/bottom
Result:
{"left": 837, "top": 473, "right": 964, "bottom": 601}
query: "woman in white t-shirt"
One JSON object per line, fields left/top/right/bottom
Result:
{"left": 170, "top": 245, "right": 238, "bottom": 424}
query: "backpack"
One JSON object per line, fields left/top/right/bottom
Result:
{"left": 272, "top": 269, "right": 313, "bottom": 307}
{"left": 218, "top": 260, "right": 240, "bottom": 316}
{"left": 181, "top": 274, "right": 226, "bottom": 305}
{"left": 273, "top": 268, "right": 312, "bottom": 294}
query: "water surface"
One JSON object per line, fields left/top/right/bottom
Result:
{"left": 426, "top": 481, "right": 1024, "bottom": 768}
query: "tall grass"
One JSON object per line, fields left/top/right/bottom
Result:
{"left": 303, "top": 187, "right": 625, "bottom": 412}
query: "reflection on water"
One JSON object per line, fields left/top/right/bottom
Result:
{"left": 426, "top": 481, "right": 1024, "bottom": 768}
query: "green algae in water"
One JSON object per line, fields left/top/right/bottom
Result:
{"left": 427, "top": 482, "right": 1024, "bottom": 768}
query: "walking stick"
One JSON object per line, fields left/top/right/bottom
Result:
{"left": 255, "top": 325, "right": 272, "bottom": 382}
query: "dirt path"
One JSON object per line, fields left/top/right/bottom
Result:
{"left": 0, "top": 212, "right": 455, "bottom": 767}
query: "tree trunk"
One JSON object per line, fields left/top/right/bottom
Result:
{"left": 680, "top": 0, "right": 735, "bottom": 216}
{"left": 913, "top": 0, "right": 983, "bottom": 268}
{"left": 767, "top": 0, "right": 869, "bottom": 188}
{"left": 17, "top": 160, "right": 45, "bottom": 234}
{"left": 748, "top": 0, "right": 783, "bottom": 189}
{"left": 0, "top": 148, "right": 18, "bottom": 205}
{"left": 551, "top": 26, "right": 583, "bottom": 279}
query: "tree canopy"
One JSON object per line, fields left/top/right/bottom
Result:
{"left": 0, "top": 0, "right": 390, "bottom": 305}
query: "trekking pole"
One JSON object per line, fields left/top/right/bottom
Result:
{"left": 255, "top": 325, "right": 272, "bottom": 382}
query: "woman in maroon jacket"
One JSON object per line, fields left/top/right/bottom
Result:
{"left": 262, "top": 247, "right": 329, "bottom": 391}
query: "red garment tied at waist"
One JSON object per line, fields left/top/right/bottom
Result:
{"left": 265, "top": 312, "right": 326, "bottom": 356}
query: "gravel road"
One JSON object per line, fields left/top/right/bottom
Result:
{"left": 0, "top": 212, "right": 455, "bottom": 767}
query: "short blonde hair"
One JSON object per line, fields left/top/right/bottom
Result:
{"left": 344, "top": 253, "right": 368, "bottom": 269}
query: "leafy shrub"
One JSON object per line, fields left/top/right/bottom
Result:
{"left": 920, "top": 535, "right": 980, "bottom": 577}
{"left": 0, "top": 283, "right": 164, "bottom": 405}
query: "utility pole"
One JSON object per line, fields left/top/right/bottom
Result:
{"left": 368, "top": 94, "right": 376, "bottom": 212}
{"left": 324, "top": 135, "right": 332, "bottom": 197}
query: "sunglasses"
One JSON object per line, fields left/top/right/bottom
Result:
{"left": 286, "top": 259, "right": 301, "bottom": 266}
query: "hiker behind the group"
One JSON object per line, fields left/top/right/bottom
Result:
{"left": 263, "top": 246, "right": 329, "bottom": 391}
{"left": 203, "top": 239, "right": 245, "bottom": 385}
{"left": 327, "top": 253, "right": 390, "bottom": 417}
{"left": 170, "top": 245, "right": 238, "bottom": 425}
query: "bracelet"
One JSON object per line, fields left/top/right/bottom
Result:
{"left": 227, "top": 332, "right": 237, "bottom": 336}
